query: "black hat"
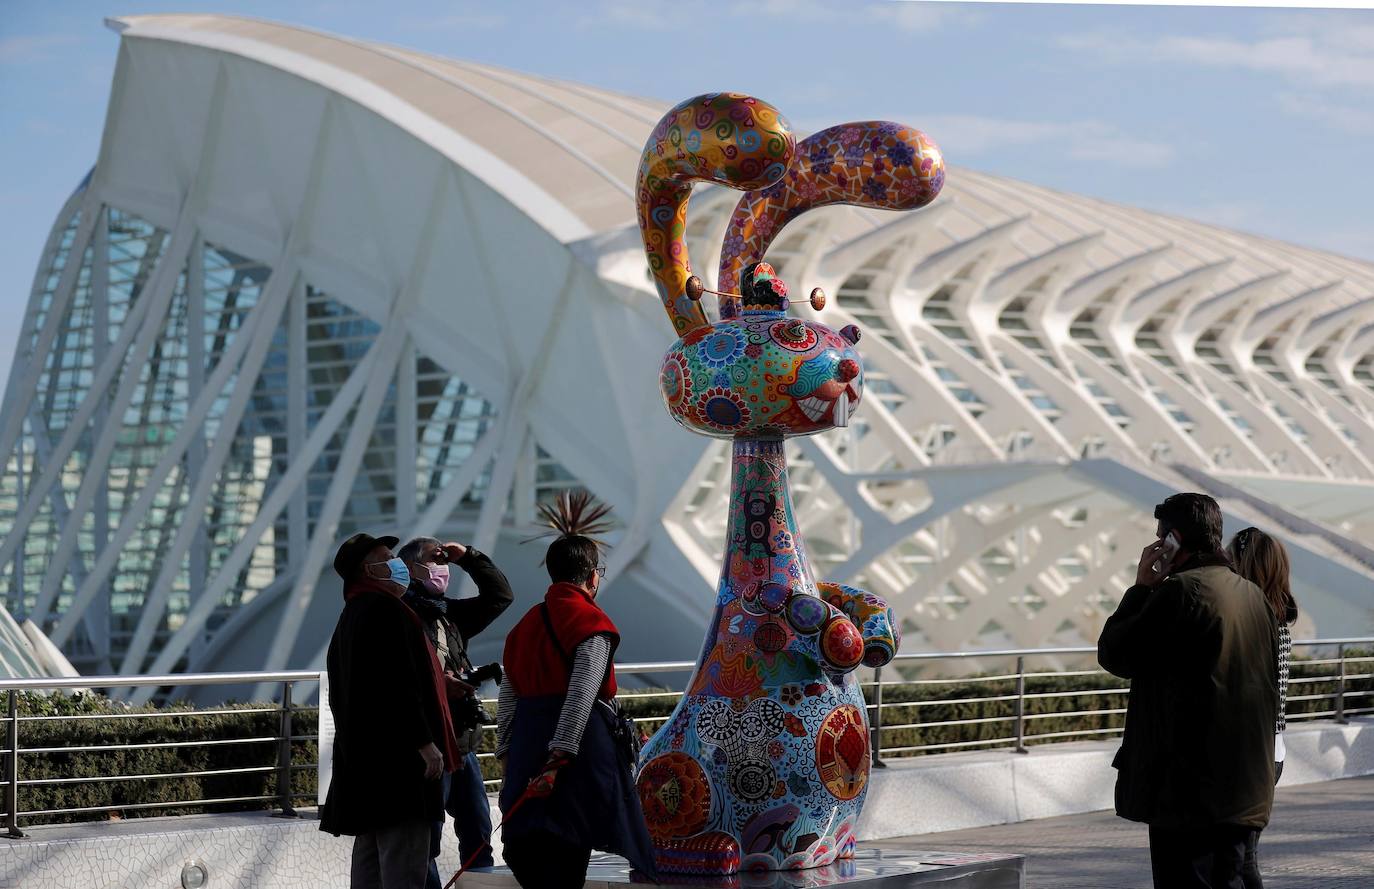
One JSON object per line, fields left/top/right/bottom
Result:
{"left": 333, "top": 532, "right": 400, "bottom": 581}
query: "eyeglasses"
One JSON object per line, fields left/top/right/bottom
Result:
{"left": 594, "top": 563, "right": 607, "bottom": 578}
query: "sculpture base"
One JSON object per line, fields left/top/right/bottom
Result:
{"left": 453, "top": 848, "right": 1023, "bottom": 888}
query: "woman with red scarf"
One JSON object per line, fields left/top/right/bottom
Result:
{"left": 321, "top": 532, "right": 461, "bottom": 889}
{"left": 496, "top": 513, "right": 656, "bottom": 888}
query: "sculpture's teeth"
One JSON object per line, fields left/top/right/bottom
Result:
{"left": 799, "top": 396, "right": 827, "bottom": 421}
{"left": 835, "top": 392, "right": 849, "bottom": 428}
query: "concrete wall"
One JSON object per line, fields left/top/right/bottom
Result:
{"left": 3, "top": 718, "right": 1369, "bottom": 888}
{"left": 859, "top": 717, "right": 1374, "bottom": 838}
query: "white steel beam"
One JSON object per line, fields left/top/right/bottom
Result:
{"left": 32, "top": 64, "right": 237, "bottom": 628}
{"left": 126, "top": 340, "right": 383, "bottom": 702}
{"left": 0, "top": 197, "right": 100, "bottom": 496}
{"left": 450, "top": 259, "right": 580, "bottom": 598}
{"left": 24, "top": 211, "right": 198, "bottom": 627}
{"left": 287, "top": 280, "right": 308, "bottom": 573}
{"left": 0, "top": 32, "right": 135, "bottom": 476}
{"left": 251, "top": 165, "right": 456, "bottom": 697}
{"left": 88, "top": 259, "right": 293, "bottom": 659}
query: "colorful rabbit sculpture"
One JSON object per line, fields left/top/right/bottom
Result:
{"left": 633, "top": 93, "right": 944, "bottom": 875}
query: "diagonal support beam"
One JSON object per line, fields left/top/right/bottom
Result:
{"left": 0, "top": 195, "right": 101, "bottom": 476}
{"left": 250, "top": 166, "right": 455, "bottom": 698}
{"left": 72, "top": 257, "right": 292, "bottom": 657}
{"left": 26, "top": 210, "right": 198, "bottom": 628}
{"left": 0, "top": 63, "right": 233, "bottom": 606}
{"left": 125, "top": 340, "right": 383, "bottom": 702}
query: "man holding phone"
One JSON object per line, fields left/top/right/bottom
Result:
{"left": 1099, "top": 493, "right": 1279, "bottom": 889}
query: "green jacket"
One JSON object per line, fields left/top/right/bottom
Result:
{"left": 1098, "top": 554, "right": 1278, "bottom": 829}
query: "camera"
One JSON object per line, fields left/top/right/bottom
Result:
{"left": 452, "top": 662, "right": 503, "bottom": 732}
{"left": 464, "top": 662, "right": 503, "bottom": 687}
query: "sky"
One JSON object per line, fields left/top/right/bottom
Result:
{"left": 2, "top": 0, "right": 1373, "bottom": 396}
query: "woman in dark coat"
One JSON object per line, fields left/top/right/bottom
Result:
{"left": 1228, "top": 527, "right": 1299, "bottom": 889}
{"left": 495, "top": 495, "right": 656, "bottom": 888}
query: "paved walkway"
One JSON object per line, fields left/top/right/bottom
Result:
{"left": 871, "top": 776, "right": 1374, "bottom": 888}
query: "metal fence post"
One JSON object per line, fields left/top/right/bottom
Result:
{"left": 274, "top": 681, "right": 298, "bottom": 817}
{"left": 1013, "top": 656, "right": 1028, "bottom": 754}
{"left": 6, "top": 690, "right": 23, "bottom": 838}
{"left": 1335, "top": 643, "right": 1347, "bottom": 725}
{"left": 869, "top": 665, "right": 886, "bottom": 769}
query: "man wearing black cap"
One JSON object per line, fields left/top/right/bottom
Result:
{"left": 321, "top": 533, "right": 462, "bottom": 889}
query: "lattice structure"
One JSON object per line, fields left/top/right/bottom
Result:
{"left": 1, "top": 15, "right": 1371, "bottom": 690}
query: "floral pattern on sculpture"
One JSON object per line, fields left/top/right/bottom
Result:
{"left": 634, "top": 94, "right": 939, "bottom": 876}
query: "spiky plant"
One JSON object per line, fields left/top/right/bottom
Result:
{"left": 524, "top": 489, "right": 614, "bottom": 550}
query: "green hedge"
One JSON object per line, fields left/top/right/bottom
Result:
{"left": 4, "top": 691, "right": 316, "bottom": 825}
{"left": 7, "top": 649, "right": 1370, "bottom": 825}
{"left": 589, "top": 649, "right": 1374, "bottom": 762}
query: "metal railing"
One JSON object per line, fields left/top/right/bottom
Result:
{"left": 0, "top": 671, "right": 319, "bottom": 838}
{"left": 1, "top": 640, "right": 1370, "bottom": 832}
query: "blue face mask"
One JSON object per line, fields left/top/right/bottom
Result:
{"left": 366, "top": 557, "right": 410, "bottom": 589}
{"left": 385, "top": 557, "right": 410, "bottom": 588}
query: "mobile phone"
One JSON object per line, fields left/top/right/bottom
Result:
{"left": 1154, "top": 530, "right": 1181, "bottom": 574}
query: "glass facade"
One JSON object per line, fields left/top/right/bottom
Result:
{"left": 0, "top": 194, "right": 533, "bottom": 673}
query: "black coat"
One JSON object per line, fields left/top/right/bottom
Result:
{"left": 320, "top": 590, "right": 447, "bottom": 836}
{"left": 499, "top": 694, "right": 657, "bottom": 878}
{"left": 402, "top": 547, "right": 514, "bottom": 675}
{"left": 1099, "top": 555, "right": 1279, "bottom": 829}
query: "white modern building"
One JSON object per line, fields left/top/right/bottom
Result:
{"left": 2, "top": 15, "right": 1371, "bottom": 700}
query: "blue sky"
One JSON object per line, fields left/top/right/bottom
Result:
{"left": 2, "top": 1, "right": 1373, "bottom": 395}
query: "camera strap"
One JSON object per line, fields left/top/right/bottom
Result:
{"left": 539, "top": 602, "right": 574, "bottom": 669}
{"left": 539, "top": 602, "right": 615, "bottom": 698}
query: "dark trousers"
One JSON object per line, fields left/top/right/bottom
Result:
{"left": 1149, "top": 823, "right": 1252, "bottom": 889}
{"left": 503, "top": 830, "right": 593, "bottom": 889}
{"left": 424, "top": 753, "right": 495, "bottom": 889}
{"left": 1240, "top": 760, "right": 1285, "bottom": 889}
{"left": 351, "top": 818, "right": 431, "bottom": 889}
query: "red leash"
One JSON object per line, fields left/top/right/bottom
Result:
{"left": 442, "top": 786, "right": 536, "bottom": 889}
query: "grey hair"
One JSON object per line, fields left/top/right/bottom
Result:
{"left": 398, "top": 536, "right": 441, "bottom": 563}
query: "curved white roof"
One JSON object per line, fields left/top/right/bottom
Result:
{"left": 108, "top": 14, "right": 1374, "bottom": 315}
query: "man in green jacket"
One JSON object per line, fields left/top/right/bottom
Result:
{"left": 1099, "top": 493, "right": 1278, "bottom": 889}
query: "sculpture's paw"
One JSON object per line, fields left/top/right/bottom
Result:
{"left": 817, "top": 583, "right": 899, "bottom": 668}
{"left": 776, "top": 590, "right": 866, "bottom": 674}
{"left": 653, "top": 831, "right": 741, "bottom": 876}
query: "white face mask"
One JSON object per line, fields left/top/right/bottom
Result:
{"left": 413, "top": 561, "right": 450, "bottom": 596}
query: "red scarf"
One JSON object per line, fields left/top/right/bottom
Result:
{"left": 504, "top": 582, "right": 620, "bottom": 700}
{"left": 344, "top": 578, "right": 462, "bottom": 771}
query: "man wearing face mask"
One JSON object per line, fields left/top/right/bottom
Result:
{"left": 397, "top": 537, "right": 513, "bottom": 886}
{"left": 321, "top": 533, "right": 462, "bottom": 889}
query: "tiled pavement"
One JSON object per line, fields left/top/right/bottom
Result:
{"left": 871, "top": 776, "right": 1374, "bottom": 888}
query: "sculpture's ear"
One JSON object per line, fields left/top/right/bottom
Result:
{"left": 717, "top": 121, "right": 944, "bottom": 302}
{"left": 637, "top": 94, "right": 796, "bottom": 337}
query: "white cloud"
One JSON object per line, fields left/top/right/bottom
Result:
{"left": 587, "top": 0, "right": 971, "bottom": 33}
{"left": 917, "top": 114, "right": 1176, "bottom": 169}
{"left": 0, "top": 34, "right": 81, "bottom": 65}
{"left": 1058, "top": 25, "right": 1374, "bottom": 90}
{"left": 868, "top": 1, "right": 978, "bottom": 33}
{"left": 586, "top": 0, "right": 685, "bottom": 31}
{"left": 398, "top": 6, "right": 507, "bottom": 30}
{"left": 1278, "top": 92, "right": 1374, "bottom": 133}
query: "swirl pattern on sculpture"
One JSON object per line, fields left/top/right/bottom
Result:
{"left": 634, "top": 93, "right": 940, "bottom": 875}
